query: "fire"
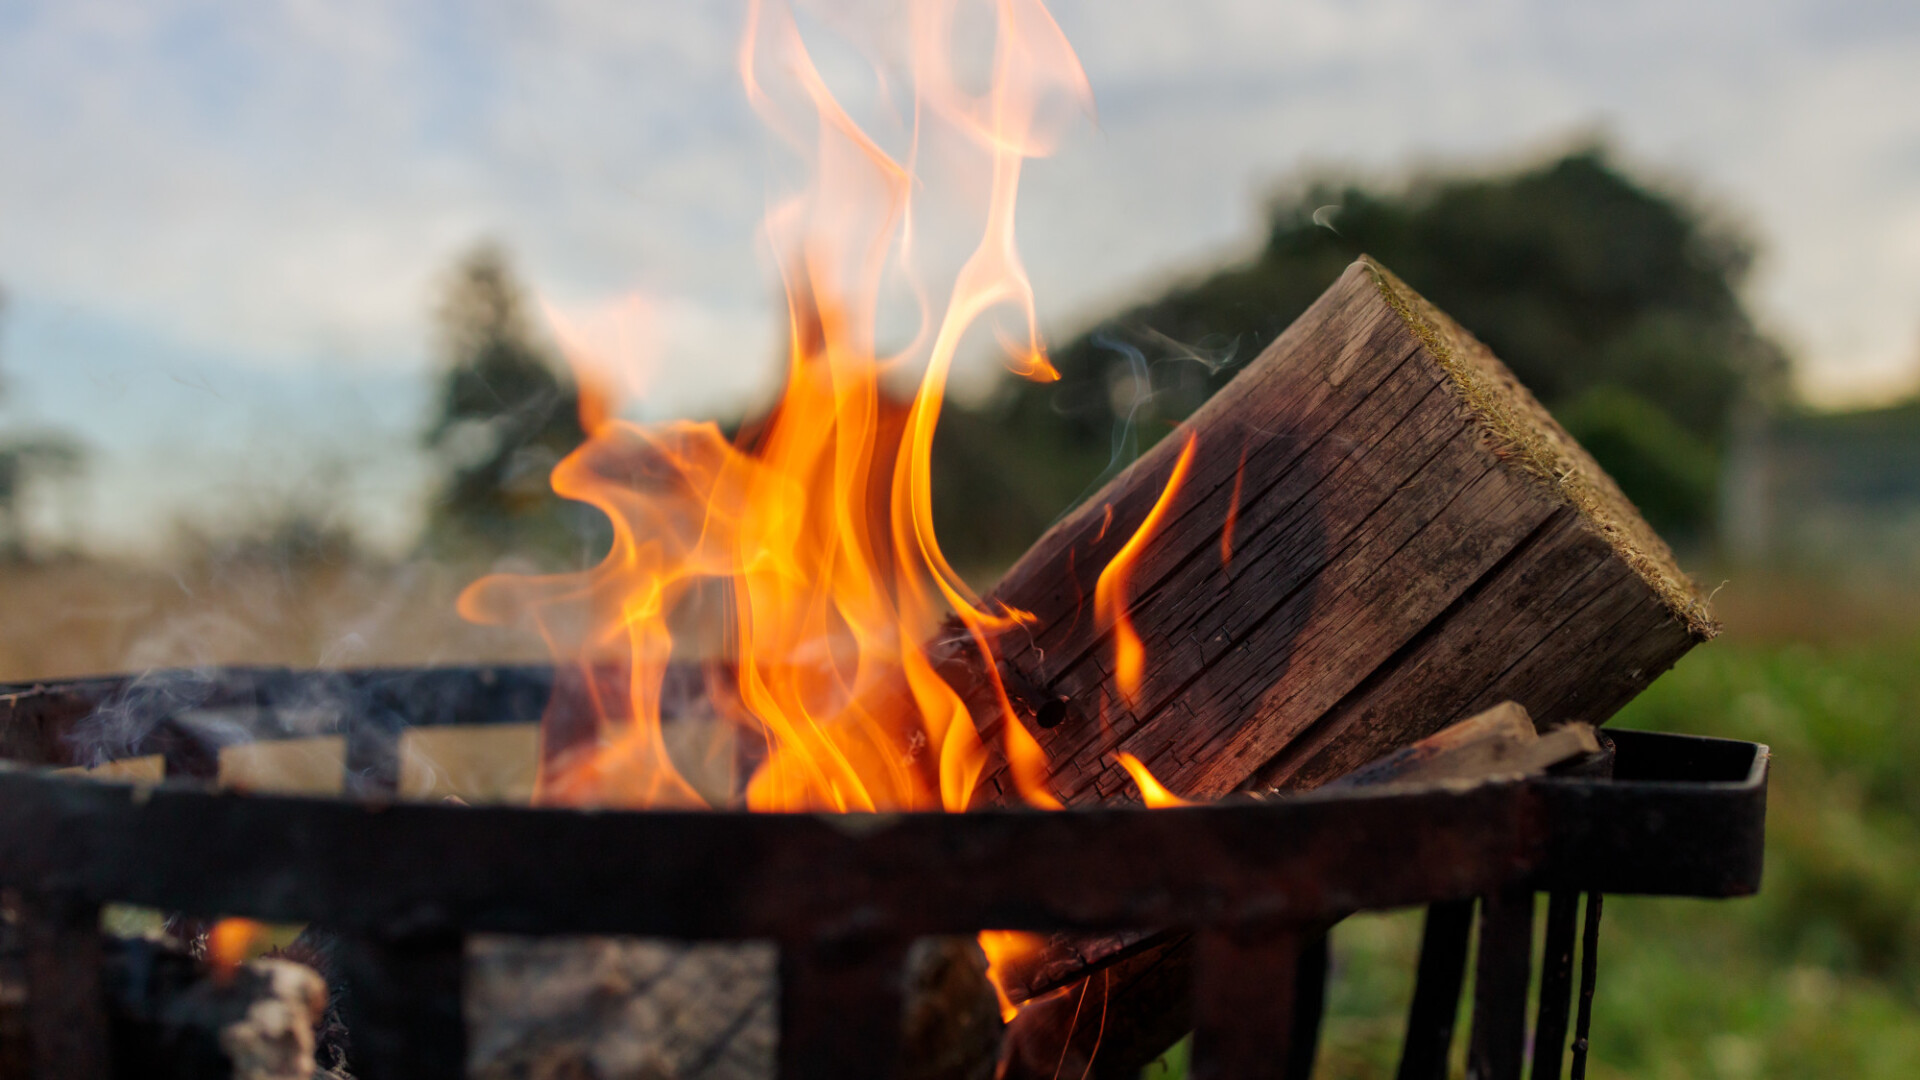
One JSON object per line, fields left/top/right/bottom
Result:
{"left": 1116, "top": 752, "right": 1193, "bottom": 808}
{"left": 1093, "top": 435, "right": 1197, "bottom": 705}
{"left": 456, "top": 0, "right": 1193, "bottom": 1025}
{"left": 207, "top": 917, "right": 265, "bottom": 984}
{"left": 460, "top": 0, "right": 1095, "bottom": 815}
{"left": 1221, "top": 443, "right": 1248, "bottom": 568}
{"left": 979, "top": 929, "right": 1042, "bottom": 1022}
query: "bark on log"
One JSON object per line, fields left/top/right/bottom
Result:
{"left": 973, "top": 256, "right": 1713, "bottom": 808}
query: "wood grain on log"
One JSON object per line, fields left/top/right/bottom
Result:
{"left": 1326, "top": 702, "right": 1600, "bottom": 790}
{"left": 995, "top": 702, "right": 1595, "bottom": 1012}
{"left": 974, "top": 256, "right": 1712, "bottom": 808}
{"left": 992, "top": 256, "right": 1715, "bottom": 1077}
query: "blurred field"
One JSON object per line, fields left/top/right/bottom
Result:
{"left": 0, "top": 555, "right": 545, "bottom": 683}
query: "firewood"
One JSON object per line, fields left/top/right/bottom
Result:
{"left": 999, "top": 706, "right": 1597, "bottom": 1078}
{"left": 1326, "top": 702, "right": 1599, "bottom": 789}
{"left": 971, "top": 256, "right": 1712, "bottom": 804}
{"left": 0, "top": 931, "right": 326, "bottom": 1080}
{"left": 988, "top": 257, "right": 1714, "bottom": 1076}
{"left": 995, "top": 703, "right": 1591, "bottom": 1004}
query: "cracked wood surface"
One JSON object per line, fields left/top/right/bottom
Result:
{"left": 976, "top": 257, "right": 1710, "bottom": 807}
{"left": 991, "top": 259, "right": 1711, "bottom": 1076}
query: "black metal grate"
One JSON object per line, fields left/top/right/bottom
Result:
{"left": 0, "top": 666, "right": 1767, "bottom": 1080}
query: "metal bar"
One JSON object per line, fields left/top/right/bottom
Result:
{"left": 334, "top": 931, "right": 467, "bottom": 1080}
{"left": 1467, "top": 888, "right": 1533, "bottom": 1080}
{"left": 1396, "top": 898, "right": 1474, "bottom": 1080}
{"left": 1532, "top": 731, "right": 1768, "bottom": 897}
{"left": 341, "top": 714, "right": 402, "bottom": 799}
{"left": 17, "top": 894, "right": 110, "bottom": 1080}
{"left": 1190, "top": 926, "right": 1303, "bottom": 1080}
{"left": 156, "top": 718, "right": 220, "bottom": 781}
{"left": 0, "top": 769, "right": 1544, "bottom": 940}
{"left": 1530, "top": 891, "right": 1579, "bottom": 1080}
{"left": 1569, "top": 894, "right": 1603, "bottom": 1080}
{"left": 1284, "top": 931, "right": 1329, "bottom": 1080}
{"left": 777, "top": 935, "right": 908, "bottom": 1080}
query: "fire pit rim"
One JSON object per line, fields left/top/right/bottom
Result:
{"left": 0, "top": 666, "right": 1769, "bottom": 939}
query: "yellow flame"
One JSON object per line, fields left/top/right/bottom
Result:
{"left": 1116, "top": 752, "right": 1193, "bottom": 808}
{"left": 456, "top": 0, "right": 1150, "bottom": 1021}
{"left": 459, "top": 0, "right": 1094, "bottom": 815}
{"left": 1093, "top": 435, "right": 1198, "bottom": 705}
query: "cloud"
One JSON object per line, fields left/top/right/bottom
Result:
{"left": 4, "top": 0, "right": 1920, "bottom": 551}
{"left": 7, "top": 0, "right": 1920, "bottom": 394}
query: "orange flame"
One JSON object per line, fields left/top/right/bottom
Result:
{"left": 541, "top": 291, "right": 658, "bottom": 436}
{"left": 454, "top": 0, "right": 1204, "bottom": 1025}
{"left": 1116, "top": 752, "right": 1194, "bottom": 808}
{"left": 207, "top": 917, "right": 264, "bottom": 984}
{"left": 979, "top": 929, "right": 1043, "bottom": 1022}
{"left": 1093, "top": 435, "right": 1197, "bottom": 705}
{"left": 1221, "top": 443, "right": 1248, "bottom": 568}
{"left": 460, "top": 0, "right": 1092, "bottom": 817}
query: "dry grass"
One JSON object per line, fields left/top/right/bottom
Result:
{"left": 0, "top": 556, "right": 548, "bottom": 684}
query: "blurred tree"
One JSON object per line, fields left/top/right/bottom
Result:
{"left": 972, "top": 144, "right": 1787, "bottom": 555}
{"left": 421, "top": 244, "right": 598, "bottom": 562}
{"left": 0, "top": 285, "right": 87, "bottom": 561}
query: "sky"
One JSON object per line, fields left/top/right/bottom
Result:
{"left": 3, "top": 0, "right": 1920, "bottom": 556}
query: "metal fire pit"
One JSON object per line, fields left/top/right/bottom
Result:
{"left": 0, "top": 665, "right": 1767, "bottom": 1080}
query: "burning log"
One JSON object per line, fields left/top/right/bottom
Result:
{"left": 1000, "top": 704, "right": 1609, "bottom": 1078}
{"left": 455, "top": 257, "right": 1711, "bottom": 1078}
{"left": 979, "top": 257, "right": 1714, "bottom": 1074}
{"left": 0, "top": 925, "right": 327, "bottom": 1080}
{"left": 971, "top": 256, "right": 1712, "bottom": 803}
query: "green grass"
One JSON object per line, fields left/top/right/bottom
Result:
{"left": 1145, "top": 632, "right": 1920, "bottom": 1079}
{"left": 1571, "top": 633, "right": 1920, "bottom": 1079}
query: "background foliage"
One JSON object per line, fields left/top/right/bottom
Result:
{"left": 936, "top": 145, "right": 1789, "bottom": 567}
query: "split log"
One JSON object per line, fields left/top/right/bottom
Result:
{"left": 981, "top": 257, "right": 1714, "bottom": 1075}
{"left": 972, "top": 255, "right": 1713, "bottom": 805}
{"left": 1000, "top": 704, "right": 1607, "bottom": 1078}
{"left": 1327, "top": 702, "right": 1600, "bottom": 789}
{"left": 994, "top": 702, "right": 1599, "bottom": 1006}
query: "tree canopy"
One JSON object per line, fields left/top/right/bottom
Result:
{"left": 421, "top": 149, "right": 1791, "bottom": 575}
{"left": 0, "top": 286, "right": 85, "bottom": 561}
{"left": 966, "top": 145, "right": 1786, "bottom": 558}
{"left": 421, "top": 244, "right": 597, "bottom": 561}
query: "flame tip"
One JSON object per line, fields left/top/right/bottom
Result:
{"left": 461, "top": 0, "right": 1095, "bottom": 820}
